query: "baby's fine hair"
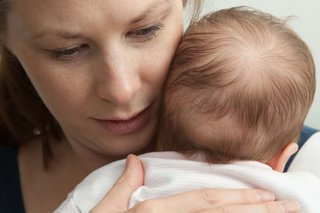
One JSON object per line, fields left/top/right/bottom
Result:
{"left": 158, "top": 7, "right": 316, "bottom": 163}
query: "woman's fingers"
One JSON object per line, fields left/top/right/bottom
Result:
{"left": 130, "top": 189, "right": 290, "bottom": 213}
{"left": 200, "top": 201, "right": 301, "bottom": 213}
{"left": 90, "top": 154, "right": 144, "bottom": 213}
{"left": 163, "top": 188, "right": 275, "bottom": 211}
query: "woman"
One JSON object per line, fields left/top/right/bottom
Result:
{"left": 0, "top": 0, "right": 309, "bottom": 212}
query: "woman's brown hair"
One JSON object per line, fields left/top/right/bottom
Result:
{"left": 0, "top": 1, "right": 63, "bottom": 167}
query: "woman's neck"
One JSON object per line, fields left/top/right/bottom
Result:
{"left": 65, "top": 135, "right": 158, "bottom": 173}
{"left": 18, "top": 137, "right": 88, "bottom": 212}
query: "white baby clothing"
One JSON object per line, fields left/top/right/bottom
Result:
{"left": 55, "top": 150, "right": 320, "bottom": 213}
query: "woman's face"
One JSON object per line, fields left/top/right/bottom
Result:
{"left": 5, "top": 0, "right": 184, "bottom": 163}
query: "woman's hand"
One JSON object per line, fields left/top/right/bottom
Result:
{"left": 90, "top": 155, "right": 300, "bottom": 213}
{"left": 90, "top": 154, "right": 144, "bottom": 213}
{"left": 127, "top": 190, "right": 300, "bottom": 213}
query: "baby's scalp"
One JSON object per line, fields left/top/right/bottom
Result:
{"left": 159, "top": 7, "right": 316, "bottom": 164}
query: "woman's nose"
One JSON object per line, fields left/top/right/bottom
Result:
{"left": 96, "top": 48, "right": 141, "bottom": 106}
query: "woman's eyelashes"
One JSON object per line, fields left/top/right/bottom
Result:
{"left": 126, "top": 24, "right": 163, "bottom": 42}
{"left": 52, "top": 44, "right": 89, "bottom": 61}
{"left": 50, "top": 24, "right": 164, "bottom": 61}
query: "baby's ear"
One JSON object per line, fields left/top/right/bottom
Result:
{"left": 266, "top": 143, "right": 299, "bottom": 172}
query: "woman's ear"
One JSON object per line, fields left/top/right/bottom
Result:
{"left": 266, "top": 143, "right": 299, "bottom": 172}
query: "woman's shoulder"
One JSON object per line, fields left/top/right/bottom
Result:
{"left": 284, "top": 125, "right": 318, "bottom": 172}
{"left": 299, "top": 126, "right": 319, "bottom": 146}
{"left": 288, "top": 131, "right": 320, "bottom": 178}
{"left": 0, "top": 145, "right": 25, "bottom": 213}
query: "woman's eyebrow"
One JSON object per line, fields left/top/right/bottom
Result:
{"left": 129, "top": 0, "right": 172, "bottom": 24}
{"left": 30, "top": 1, "right": 172, "bottom": 40}
{"left": 31, "top": 31, "right": 81, "bottom": 40}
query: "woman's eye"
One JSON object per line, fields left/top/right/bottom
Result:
{"left": 52, "top": 44, "right": 89, "bottom": 61}
{"left": 127, "top": 24, "right": 163, "bottom": 42}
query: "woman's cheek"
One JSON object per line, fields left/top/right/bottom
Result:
{"left": 25, "top": 60, "right": 92, "bottom": 119}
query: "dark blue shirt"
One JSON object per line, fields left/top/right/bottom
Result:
{"left": 0, "top": 146, "right": 25, "bottom": 213}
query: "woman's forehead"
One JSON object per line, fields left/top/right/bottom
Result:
{"left": 6, "top": 0, "right": 176, "bottom": 40}
{"left": 8, "top": 0, "right": 174, "bottom": 20}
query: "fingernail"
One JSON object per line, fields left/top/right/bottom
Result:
{"left": 280, "top": 201, "right": 300, "bottom": 213}
{"left": 257, "top": 192, "right": 275, "bottom": 201}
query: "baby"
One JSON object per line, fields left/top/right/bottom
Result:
{"left": 55, "top": 7, "right": 319, "bottom": 213}
{"left": 157, "top": 6, "right": 315, "bottom": 169}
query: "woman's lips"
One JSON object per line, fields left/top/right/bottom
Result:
{"left": 94, "top": 105, "right": 152, "bottom": 135}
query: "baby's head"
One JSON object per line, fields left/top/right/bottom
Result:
{"left": 157, "top": 7, "right": 316, "bottom": 166}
